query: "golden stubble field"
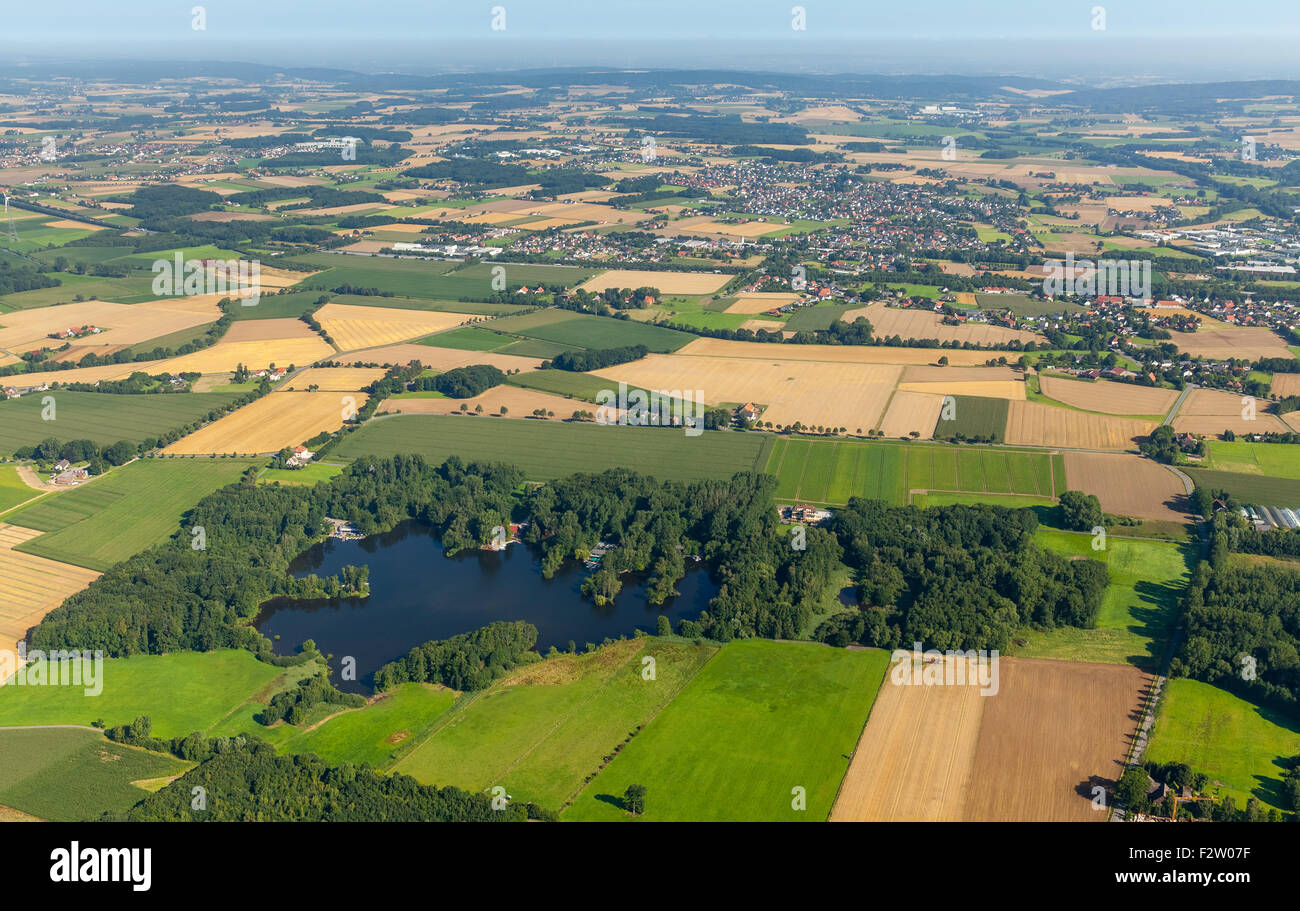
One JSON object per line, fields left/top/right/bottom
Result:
{"left": 0, "top": 523, "right": 101, "bottom": 666}
{"left": 842, "top": 303, "right": 1045, "bottom": 347}
{"left": 314, "top": 303, "right": 479, "bottom": 351}
{"left": 1006, "top": 401, "right": 1157, "bottom": 449}
{"left": 592, "top": 353, "right": 902, "bottom": 430}
{"left": 1039, "top": 375, "right": 1178, "bottom": 416}
{"left": 831, "top": 654, "right": 1149, "bottom": 822}
{"left": 162, "top": 391, "right": 368, "bottom": 455}
{"left": 679, "top": 337, "right": 999, "bottom": 366}
{"left": 278, "top": 367, "right": 389, "bottom": 391}
{"left": 0, "top": 298, "right": 218, "bottom": 354}
{"left": 579, "top": 270, "right": 733, "bottom": 295}
{"left": 1172, "top": 387, "right": 1292, "bottom": 435}
{"left": 377, "top": 387, "right": 609, "bottom": 420}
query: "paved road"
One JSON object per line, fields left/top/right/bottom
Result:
{"left": 1163, "top": 383, "right": 1196, "bottom": 426}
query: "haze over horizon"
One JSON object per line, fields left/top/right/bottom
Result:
{"left": 8, "top": 0, "right": 1300, "bottom": 83}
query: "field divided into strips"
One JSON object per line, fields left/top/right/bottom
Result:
{"left": 392, "top": 640, "right": 717, "bottom": 810}
{"left": 765, "top": 438, "right": 1059, "bottom": 506}
{"left": 334, "top": 414, "right": 771, "bottom": 483}
{"left": 0, "top": 523, "right": 101, "bottom": 658}
{"left": 564, "top": 640, "right": 891, "bottom": 821}
{"left": 5, "top": 458, "right": 261, "bottom": 571}
{"left": 832, "top": 655, "right": 1149, "bottom": 821}
{"left": 0, "top": 728, "right": 191, "bottom": 822}
{"left": 1147, "top": 679, "right": 1300, "bottom": 813}
{"left": 0, "top": 391, "right": 242, "bottom": 452}
{"left": 1009, "top": 529, "right": 1194, "bottom": 667}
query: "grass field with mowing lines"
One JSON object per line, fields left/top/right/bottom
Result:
{"left": 334, "top": 415, "right": 769, "bottom": 482}
{"left": 1185, "top": 467, "right": 1300, "bottom": 508}
{"left": 1008, "top": 529, "right": 1194, "bottom": 669}
{"left": 6, "top": 458, "right": 261, "bottom": 570}
{"left": 563, "top": 639, "right": 890, "bottom": 821}
{"left": 0, "top": 390, "right": 242, "bottom": 452}
{"left": 1202, "top": 440, "right": 1300, "bottom": 480}
{"left": 934, "top": 394, "right": 1009, "bottom": 441}
{"left": 0, "top": 650, "right": 283, "bottom": 738}
{"left": 0, "top": 728, "right": 190, "bottom": 821}
{"left": 1147, "top": 679, "right": 1300, "bottom": 813}
{"left": 393, "top": 639, "right": 717, "bottom": 809}
{"left": 258, "top": 463, "right": 346, "bottom": 487}
{"left": 764, "top": 437, "right": 1058, "bottom": 506}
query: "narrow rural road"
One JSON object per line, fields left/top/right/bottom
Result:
{"left": 1162, "top": 383, "right": 1196, "bottom": 426}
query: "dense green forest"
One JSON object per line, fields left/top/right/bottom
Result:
{"left": 113, "top": 740, "right": 539, "bottom": 821}
{"left": 30, "top": 455, "right": 1114, "bottom": 667}
{"left": 815, "top": 499, "right": 1109, "bottom": 652}
{"left": 1172, "top": 515, "right": 1300, "bottom": 713}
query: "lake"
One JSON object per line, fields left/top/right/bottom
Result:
{"left": 254, "top": 520, "right": 717, "bottom": 692}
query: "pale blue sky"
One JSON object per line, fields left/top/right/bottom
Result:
{"left": 8, "top": 1, "right": 1300, "bottom": 79}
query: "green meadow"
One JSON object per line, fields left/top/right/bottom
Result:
{"left": 0, "top": 650, "right": 283, "bottom": 738}
{"left": 393, "top": 639, "right": 717, "bottom": 809}
{"left": 563, "top": 639, "right": 890, "bottom": 821}
{"left": 1008, "top": 529, "right": 1195, "bottom": 668}
{"left": 0, "top": 727, "right": 191, "bottom": 821}
{"left": 1147, "top": 679, "right": 1300, "bottom": 813}
{"left": 0, "top": 390, "right": 242, "bottom": 452}
{"left": 334, "top": 414, "right": 771, "bottom": 483}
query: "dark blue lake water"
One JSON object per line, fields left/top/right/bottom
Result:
{"left": 254, "top": 521, "right": 717, "bottom": 692}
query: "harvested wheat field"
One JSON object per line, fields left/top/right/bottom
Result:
{"left": 1272, "top": 373, "right": 1300, "bottom": 397}
{"left": 1039, "top": 375, "right": 1178, "bottom": 416}
{"left": 1063, "top": 452, "right": 1191, "bottom": 522}
{"left": 223, "top": 318, "right": 320, "bottom": 342}
{"left": 0, "top": 523, "right": 101, "bottom": 664}
{"left": 1006, "top": 401, "right": 1156, "bottom": 450}
{"left": 723, "top": 292, "right": 803, "bottom": 314}
{"left": 741, "top": 319, "right": 786, "bottom": 332}
{"left": 878, "top": 390, "right": 946, "bottom": 439}
{"left": 1165, "top": 318, "right": 1294, "bottom": 361}
{"left": 898, "top": 380, "right": 1025, "bottom": 400}
{"left": 579, "top": 270, "right": 732, "bottom": 295}
{"left": 0, "top": 299, "right": 216, "bottom": 354}
{"left": 831, "top": 655, "right": 1148, "bottom": 821}
{"left": 1172, "top": 388, "right": 1292, "bottom": 436}
{"left": 679, "top": 337, "right": 997, "bottom": 366}
{"left": 163, "top": 337, "right": 335, "bottom": 374}
{"left": 278, "top": 366, "right": 389, "bottom": 391}
{"left": 314, "top": 303, "right": 476, "bottom": 351}
{"left": 378, "top": 387, "right": 608, "bottom": 420}
{"left": 349, "top": 343, "right": 543, "bottom": 373}
{"left": 592, "top": 354, "right": 901, "bottom": 431}
{"left": 163, "top": 392, "right": 367, "bottom": 455}
{"left": 962, "top": 659, "right": 1150, "bottom": 821}
{"left": 830, "top": 652, "right": 989, "bottom": 822}
{"left": 842, "top": 303, "right": 1045, "bottom": 347}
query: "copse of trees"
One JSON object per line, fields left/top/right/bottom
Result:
{"left": 815, "top": 499, "right": 1109, "bottom": 653}
{"left": 112, "top": 739, "right": 544, "bottom": 822}
{"left": 550, "top": 345, "right": 648, "bottom": 372}
{"left": 429, "top": 364, "right": 507, "bottom": 398}
{"left": 261, "top": 672, "right": 365, "bottom": 725}
{"left": 1058, "top": 489, "right": 1103, "bottom": 531}
{"left": 372, "top": 620, "right": 539, "bottom": 692}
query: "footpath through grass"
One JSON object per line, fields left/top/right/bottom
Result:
{"left": 391, "top": 638, "right": 717, "bottom": 810}
{"left": 563, "top": 639, "right": 890, "bottom": 821}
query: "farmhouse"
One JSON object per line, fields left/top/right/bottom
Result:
{"left": 52, "top": 467, "right": 88, "bottom": 485}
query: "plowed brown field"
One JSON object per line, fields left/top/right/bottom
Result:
{"left": 1039, "top": 375, "right": 1178, "bottom": 416}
